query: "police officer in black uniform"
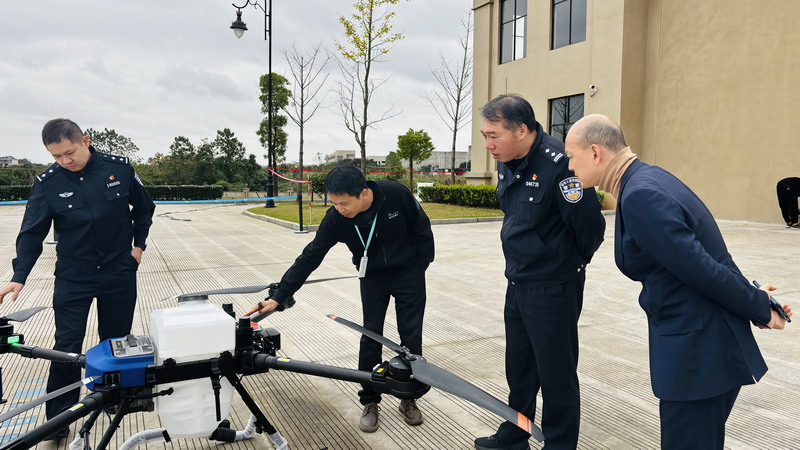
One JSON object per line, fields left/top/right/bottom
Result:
{"left": 0, "top": 118, "right": 155, "bottom": 440}
{"left": 474, "top": 95, "right": 605, "bottom": 450}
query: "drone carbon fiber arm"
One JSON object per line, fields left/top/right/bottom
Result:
{"left": 0, "top": 391, "right": 112, "bottom": 450}
{"left": 6, "top": 342, "right": 86, "bottom": 366}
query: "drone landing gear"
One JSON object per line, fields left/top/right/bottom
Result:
{"left": 223, "top": 372, "right": 288, "bottom": 449}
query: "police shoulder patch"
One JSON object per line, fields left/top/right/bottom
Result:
{"left": 539, "top": 146, "right": 565, "bottom": 164}
{"left": 36, "top": 163, "right": 61, "bottom": 183}
{"left": 101, "top": 152, "right": 129, "bottom": 165}
{"left": 559, "top": 176, "right": 583, "bottom": 203}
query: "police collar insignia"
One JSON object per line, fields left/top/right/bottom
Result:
{"left": 58, "top": 192, "right": 74, "bottom": 198}
{"left": 559, "top": 177, "right": 583, "bottom": 203}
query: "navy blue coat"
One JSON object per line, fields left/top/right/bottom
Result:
{"left": 12, "top": 147, "right": 155, "bottom": 283}
{"left": 615, "top": 159, "right": 771, "bottom": 401}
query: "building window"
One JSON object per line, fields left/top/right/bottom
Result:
{"left": 552, "top": 0, "right": 586, "bottom": 50}
{"left": 549, "top": 94, "right": 584, "bottom": 142}
{"left": 500, "top": 0, "right": 527, "bottom": 64}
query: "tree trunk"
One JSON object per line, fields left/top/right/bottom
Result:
{"left": 451, "top": 128, "right": 458, "bottom": 184}
{"left": 409, "top": 160, "right": 414, "bottom": 192}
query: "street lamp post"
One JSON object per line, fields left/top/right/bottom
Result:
{"left": 231, "top": 0, "right": 275, "bottom": 208}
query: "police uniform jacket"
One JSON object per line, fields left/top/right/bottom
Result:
{"left": 273, "top": 180, "right": 434, "bottom": 303}
{"left": 11, "top": 147, "right": 155, "bottom": 284}
{"left": 496, "top": 122, "right": 605, "bottom": 286}
{"left": 616, "top": 159, "right": 771, "bottom": 401}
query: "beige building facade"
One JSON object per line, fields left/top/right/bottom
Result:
{"left": 468, "top": 0, "right": 800, "bottom": 222}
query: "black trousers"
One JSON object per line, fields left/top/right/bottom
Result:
{"left": 777, "top": 177, "right": 800, "bottom": 224}
{"left": 659, "top": 386, "right": 740, "bottom": 450}
{"left": 357, "top": 266, "right": 427, "bottom": 405}
{"left": 45, "top": 259, "right": 138, "bottom": 419}
{"left": 496, "top": 274, "right": 585, "bottom": 450}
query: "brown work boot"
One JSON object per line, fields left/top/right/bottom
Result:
{"left": 359, "top": 402, "right": 380, "bottom": 432}
{"left": 399, "top": 399, "right": 423, "bottom": 425}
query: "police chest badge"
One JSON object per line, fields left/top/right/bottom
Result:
{"left": 58, "top": 192, "right": 73, "bottom": 198}
{"left": 559, "top": 177, "right": 583, "bottom": 203}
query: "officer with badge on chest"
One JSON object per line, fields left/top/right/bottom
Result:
{"left": 474, "top": 95, "right": 605, "bottom": 450}
{"left": 0, "top": 118, "right": 155, "bottom": 441}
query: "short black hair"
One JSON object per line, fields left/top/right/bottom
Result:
{"left": 324, "top": 166, "right": 367, "bottom": 197}
{"left": 41, "top": 119, "right": 84, "bottom": 146}
{"left": 480, "top": 94, "right": 537, "bottom": 132}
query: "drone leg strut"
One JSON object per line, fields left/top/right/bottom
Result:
{"left": 224, "top": 373, "right": 277, "bottom": 435}
{"left": 76, "top": 407, "right": 104, "bottom": 450}
{"left": 95, "top": 397, "right": 132, "bottom": 450}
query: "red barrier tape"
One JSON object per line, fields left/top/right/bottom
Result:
{"left": 268, "top": 167, "right": 464, "bottom": 175}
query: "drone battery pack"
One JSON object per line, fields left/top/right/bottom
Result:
{"left": 85, "top": 335, "right": 155, "bottom": 390}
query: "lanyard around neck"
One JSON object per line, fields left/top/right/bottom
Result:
{"left": 354, "top": 215, "right": 378, "bottom": 257}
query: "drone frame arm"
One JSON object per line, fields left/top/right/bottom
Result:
{"left": 7, "top": 343, "right": 86, "bottom": 367}
{"left": 0, "top": 390, "right": 112, "bottom": 450}
{"left": 253, "top": 353, "right": 372, "bottom": 385}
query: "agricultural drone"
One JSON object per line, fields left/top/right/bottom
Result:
{"left": 0, "top": 282, "right": 542, "bottom": 449}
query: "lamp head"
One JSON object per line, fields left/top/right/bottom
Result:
{"left": 230, "top": 9, "right": 247, "bottom": 38}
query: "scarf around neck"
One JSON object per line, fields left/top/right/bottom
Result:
{"left": 598, "top": 146, "right": 637, "bottom": 199}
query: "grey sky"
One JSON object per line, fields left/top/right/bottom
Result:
{"left": 0, "top": 0, "right": 473, "bottom": 166}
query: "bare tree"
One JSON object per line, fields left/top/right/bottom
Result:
{"left": 336, "top": 0, "right": 405, "bottom": 174}
{"left": 425, "top": 13, "right": 473, "bottom": 183}
{"left": 283, "top": 42, "right": 332, "bottom": 180}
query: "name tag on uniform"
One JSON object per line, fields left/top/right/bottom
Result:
{"left": 358, "top": 256, "right": 368, "bottom": 278}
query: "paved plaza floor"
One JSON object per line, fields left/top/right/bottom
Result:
{"left": 1, "top": 203, "right": 798, "bottom": 449}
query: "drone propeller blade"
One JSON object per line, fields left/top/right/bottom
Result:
{"left": 163, "top": 285, "right": 271, "bottom": 301}
{"left": 0, "top": 376, "right": 99, "bottom": 424}
{"left": 3, "top": 306, "right": 49, "bottom": 323}
{"left": 304, "top": 275, "right": 357, "bottom": 284}
{"left": 326, "top": 315, "right": 405, "bottom": 354}
{"left": 408, "top": 357, "right": 543, "bottom": 441}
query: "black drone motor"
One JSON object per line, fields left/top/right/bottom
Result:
{"left": 371, "top": 356, "right": 431, "bottom": 400}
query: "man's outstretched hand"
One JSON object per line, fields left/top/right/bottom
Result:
{"left": 0, "top": 282, "right": 24, "bottom": 304}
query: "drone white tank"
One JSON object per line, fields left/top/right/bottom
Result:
{"left": 150, "top": 299, "right": 236, "bottom": 438}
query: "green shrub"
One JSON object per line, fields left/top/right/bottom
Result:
{"left": 596, "top": 190, "right": 606, "bottom": 208}
{"left": 419, "top": 184, "right": 499, "bottom": 209}
{"left": 147, "top": 185, "right": 224, "bottom": 201}
{"left": 0, "top": 185, "right": 33, "bottom": 201}
{"left": 1, "top": 184, "right": 224, "bottom": 202}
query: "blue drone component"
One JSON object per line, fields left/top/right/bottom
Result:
{"left": 85, "top": 335, "right": 155, "bottom": 390}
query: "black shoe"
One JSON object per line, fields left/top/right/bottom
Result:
{"left": 44, "top": 426, "right": 69, "bottom": 441}
{"left": 474, "top": 434, "right": 530, "bottom": 450}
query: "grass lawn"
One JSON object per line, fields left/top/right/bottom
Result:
{"left": 247, "top": 201, "right": 503, "bottom": 225}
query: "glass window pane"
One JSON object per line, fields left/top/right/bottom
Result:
{"left": 516, "top": 0, "right": 527, "bottom": 16}
{"left": 553, "top": 2, "right": 570, "bottom": 49}
{"left": 501, "top": 22, "right": 514, "bottom": 63}
{"left": 569, "top": 95, "right": 584, "bottom": 122}
{"left": 571, "top": 0, "right": 587, "bottom": 44}
{"left": 514, "top": 17, "right": 526, "bottom": 60}
{"left": 552, "top": 98, "right": 568, "bottom": 125}
{"left": 551, "top": 125, "right": 566, "bottom": 143}
{"left": 550, "top": 99, "right": 560, "bottom": 125}
{"left": 502, "top": 0, "right": 514, "bottom": 23}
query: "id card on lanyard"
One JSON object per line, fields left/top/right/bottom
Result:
{"left": 355, "top": 216, "right": 378, "bottom": 278}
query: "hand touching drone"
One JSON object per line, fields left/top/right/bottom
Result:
{"left": 245, "top": 298, "right": 279, "bottom": 316}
